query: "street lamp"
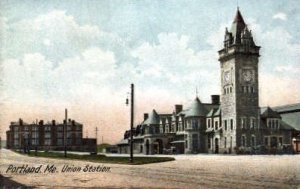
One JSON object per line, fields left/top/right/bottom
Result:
{"left": 64, "top": 108, "right": 68, "bottom": 158}
{"left": 126, "top": 83, "right": 134, "bottom": 163}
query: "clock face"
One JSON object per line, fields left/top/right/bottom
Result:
{"left": 242, "top": 70, "right": 253, "bottom": 82}
{"left": 224, "top": 71, "right": 231, "bottom": 83}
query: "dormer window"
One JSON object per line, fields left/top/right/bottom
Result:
{"left": 207, "top": 118, "right": 211, "bottom": 128}
{"left": 267, "top": 118, "right": 280, "bottom": 129}
{"left": 214, "top": 120, "right": 219, "bottom": 130}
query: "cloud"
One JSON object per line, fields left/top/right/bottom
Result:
{"left": 132, "top": 33, "right": 220, "bottom": 102}
{"left": 260, "top": 74, "right": 300, "bottom": 106}
{"left": 1, "top": 10, "right": 126, "bottom": 63}
{"left": 273, "top": 12, "right": 287, "bottom": 21}
{"left": 1, "top": 9, "right": 300, "bottom": 143}
{"left": 2, "top": 47, "right": 117, "bottom": 104}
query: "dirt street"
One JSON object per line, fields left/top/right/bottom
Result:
{"left": 1, "top": 149, "right": 299, "bottom": 189}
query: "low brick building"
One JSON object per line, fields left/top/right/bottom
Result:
{"left": 6, "top": 118, "right": 96, "bottom": 152}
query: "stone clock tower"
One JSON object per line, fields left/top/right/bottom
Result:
{"left": 218, "top": 8, "right": 261, "bottom": 152}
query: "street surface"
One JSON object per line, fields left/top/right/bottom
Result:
{"left": 0, "top": 149, "right": 300, "bottom": 189}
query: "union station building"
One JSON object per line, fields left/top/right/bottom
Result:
{"left": 117, "top": 9, "right": 300, "bottom": 154}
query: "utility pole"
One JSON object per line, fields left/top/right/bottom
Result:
{"left": 95, "top": 127, "right": 98, "bottom": 144}
{"left": 130, "top": 83, "right": 134, "bottom": 163}
{"left": 64, "top": 108, "right": 67, "bottom": 158}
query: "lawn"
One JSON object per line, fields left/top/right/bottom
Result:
{"left": 21, "top": 151, "right": 175, "bottom": 165}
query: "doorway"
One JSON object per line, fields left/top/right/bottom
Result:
{"left": 215, "top": 138, "right": 219, "bottom": 154}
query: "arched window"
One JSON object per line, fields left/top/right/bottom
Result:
{"left": 241, "top": 135, "right": 246, "bottom": 147}
{"left": 251, "top": 135, "right": 256, "bottom": 147}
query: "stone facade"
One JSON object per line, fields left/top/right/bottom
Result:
{"left": 117, "top": 9, "right": 298, "bottom": 155}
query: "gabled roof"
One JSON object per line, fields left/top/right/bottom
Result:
{"left": 214, "top": 107, "right": 221, "bottom": 116}
{"left": 273, "top": 103, "right": 300, "bottom": 113}
{"left": 280, "top": 120, "right": 294, "bottom": 130}
{"left": 207, "top": 108, "right": 219, "bottom": 117}
{"left": 143, "top": 109, "right": 160, "bottom": 125}
{"left": 260, "top": 119, "right": 294, "bottom": 131}
{"left": 261, "top": 107, "right": 281, "bottom": 119}
{"left": 185, "top": 97, "right": 208, "bottom": 118}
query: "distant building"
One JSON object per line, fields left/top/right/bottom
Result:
{"left": 117, "top": 8, "right": 299, "bottom": 155}
{"left": 6, "top": 118, "right": 96, "bottom": 152}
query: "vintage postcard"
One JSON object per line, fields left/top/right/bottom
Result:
{"left": 0, "top": 0, "right": 300, "bottom": 188}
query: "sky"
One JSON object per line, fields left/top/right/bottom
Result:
{"left": 0, "top": 0, "right": 300, "bottom": 144}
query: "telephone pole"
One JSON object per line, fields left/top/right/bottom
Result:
{"left": 126, "top": 83, "right": 134, "bottom": 163}
{"left": 95, "top": 127, "right": 98, "bottom": 144}
{"left": 130, "top": 84, "right": 134, "bottom": 163}
{"left": 64, "top": 108, "right": 67, "bottom": 158}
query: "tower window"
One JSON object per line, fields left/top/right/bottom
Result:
{"left": 241, "top": 117, "right": 247, "bottom": 129}
{"left": 250, "top": 118, "right": 256, "bottom": 129}
{"left": 224, "top": 120, "right": 227, "bottom": 131}
{"left": 230, "top": 119, "right": 233, "bottom": 130}
{"left": 230, "top": 87, "right": 232, "bottom": 93}
{"left": 224, "top": 137, "right": 227, "bottom": 148}
{"left": 241, "top": 135, "right": 246, "bottom": 147}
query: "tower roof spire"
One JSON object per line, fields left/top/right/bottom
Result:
{"left": 230, "top": 8, "right": 246, "bottom": 44}
{"left": 233, "top": 8, "right": 245, "bottom": 25}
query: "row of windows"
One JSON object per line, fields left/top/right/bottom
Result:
{"left": 224, "top": 86, "right": 233, "bottom": 95}
{"left": 241, "top": 117, "right": 256, "bottom": 129}
{"left": 207, "top": 119, "right": 220, "bottom": 130}
{"left": 13, "top": 138, "right": 82, "bottom": 146}
{"left": 241, "top": 135, "right": 256, "bottom": 147}
{"left": 241, "top": 85, "right": 255, "bottom": 94}
{"left": 12, "top": 132, "right": 81, "bottom": 139}
{"left": 224, "top": 119, "right": 234, "bottom": 131}
{"left": 159, "top": 120, "right": 195, "bottom": 134}
{"left": 264, "top": 136, "right": 283, "bottom": 147}
{"left": 224, "top": 85, "right": 256, "bottom": 94}
{"left": 12, "top": 125, "right": 82, "bottom": 132}
{"left": 267, "top": 119, "right": 280, "bottom": 129}
{"left": 207, "top": 136, "right": 233, "bottom": 149}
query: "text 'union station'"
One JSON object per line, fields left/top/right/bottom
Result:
{"left": 117, "top": 8, "right": 300, "bottom": 155}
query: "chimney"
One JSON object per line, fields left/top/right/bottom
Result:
{"left": 144, "top": 113, "right": 149, "bottom": 121}
{"left": 175, "top": 105, "right": 183, "bottom": 114}
{"left": 211, "top": 95, "right": 220, "bottom": 105}
{"left": 72, "top": 120, "right": 75, "bottom": 125}
{"left": 52, "top": 120, "right": 56, "bottom": 125}
{"left": 39, "top": 120, "right": 44, "bottom": 125}
{"left": 19, "top": 118, "right": 23, "bottom": 126}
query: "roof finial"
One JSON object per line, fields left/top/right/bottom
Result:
{"left": 237, "top": 0, "right": 239, "bottom": 10}
{"left": 196, "top": 87, "right": 199, "bottom": 98}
